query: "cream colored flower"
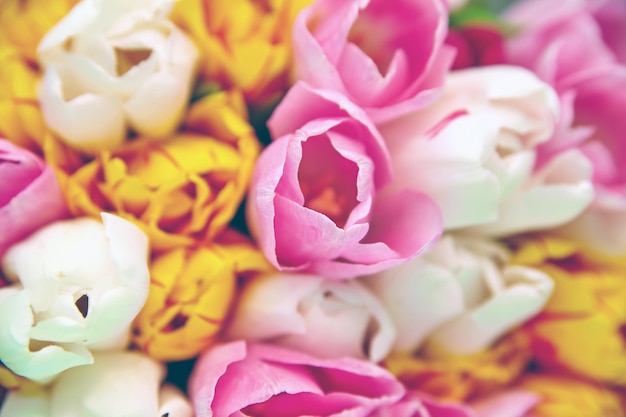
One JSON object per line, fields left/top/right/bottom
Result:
{"left": 37, "top": 0, "right": 198, "bottom": 153}
{"left": 227, "top": 272, "right": 396, "bottom": 362}
{"left": 364, "top": 234, "right": 553, "bottom": 357}
{"left": 0, "top": 351, "right": 192, "bottom": 417}
{"left": 0, "top": 213, "right": 149, "bottom": 383}
{"left": 383, "top": 65, "right": 593, "bottom": 236}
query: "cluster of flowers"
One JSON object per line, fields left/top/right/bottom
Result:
{"left": 0, "top": 0, "right": 625, "bottom": 415}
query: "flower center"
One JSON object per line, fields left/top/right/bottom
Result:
{"left": 298, "top": 135, "right": 359, "bottom": 228}
{"left": 114, "top": 47, "right": 153, "bottom": 76}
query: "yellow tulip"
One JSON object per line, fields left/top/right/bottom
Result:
{"left": 383, "top": 331, "right": 531, "bottom": 402}
{"left": 518, "top": 374, "right": 625, "bottom": 417}
{"left": 0, "top": 0, "right": 78, "bottom": 62}
{"left": 170, "top": 0, "right": 312, "bottom": 104}
{"left": 132, "top": 230, "right": 272, "bottom": 361}
{"left": 44, "top": 90, "right": 260, "bottom": 251}
{"left": 511, "top": 237, "right": 626, "bottom": 386}
{"left": 0, "top": 46, "right": 46, "bottom": 151}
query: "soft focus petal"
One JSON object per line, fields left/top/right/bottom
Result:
{"left": 471, "top": 391, "right": 539, "bottom": 417}
{"left": 384, "top": 331, "right": 531, "bottom": 402}
{"left": 511, "top": 236, "right": 626, "bottom": 385}
{"left": 0, "top": 214, "right": 150, "bottom": 382}
{"left": 171, "top": 0, "right": 312, "bottom": 103}
{"left": 189, "top": 341, "right": 406, "bottom": 417}
{"left": 365, "top": 235, "right": 552, "bottom": 356}
{"left": 0, "top": 140, "right": 68, "bottom": 259}
{"left": 250, "top": 83, "right": 442, "bottom": 279}
{"left": 133, "top": 230, "right": 271, "bottom": 361}
{"left": 37, "top": 0, "right": 198, "bottom": 153}
{"left": 227, "top": 272, "right": 395, "bottom": 362}
{"left": 292, "top": 0, "right": 451, "bottom": 121}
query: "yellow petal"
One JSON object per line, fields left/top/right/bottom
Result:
{"left": 383, "top": 331, "right": 531, "bottom": 402}
{"left": 171, "top": 0, "right": 312, "bottom": 103}
{"left": 132, "top": 230, "right": 272, "bottom": 361}
{"left": 518, "top": 374, "right": 625, "bottom": 417}
{"left": 45, "top": 90, "right": 260, "bottom": 251}
{"left": 511, "top": 236, "right": 626, "bottom": 385}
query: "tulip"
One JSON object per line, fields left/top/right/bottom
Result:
{"left": 292, "top": 0, "right": 453, "bottom": 122}
{"left": 505, "top": 0, "right": 626, "bottom": 255}
{"left": 189, "top": 341, "right": 406, "bottom": 417}
{"left": 384, "top": 331, "right": 531, "bottom": 401}
{"left": 364, "top": 235, "right": 553, "bottom": 356}
{"left": 0, "top": 351, "right": 192, "bottom": 417}
{"left": 0, "top": 213, "right": 149, "bottom": 383}
{"left": 0, "top": 47, "right": 47, "bottom": 151}
{"left": 249, "top": 82, "right": 442, "bottom": 279}
{"left": 133, "top": 230, "right": 271, "bottom": 361}
{"left": 37, "top": 0, "right": 198, "bottom": 153}
{"left": 171, "top": 0, "right": 312, "bottom": 104}
{"left": 0, "top": 139, "right": 67, "bottom": 259}
{"left": 380, "top": 65, "right": 593, "bottom": 236}
{"left": 227, "top": 272, "right": 395, "bottom": 362}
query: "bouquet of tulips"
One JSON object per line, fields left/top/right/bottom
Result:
{"left": 1, "top": 0, "right": 625, "bottom": 415}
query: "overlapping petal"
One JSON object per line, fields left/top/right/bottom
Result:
{"left": 133, "top": 230, "right": 271, "bottom": 361}
{"left": 227, "top": 271, "right": 395, "bottom": 362}
{"left": 0, "top": 213, "right": 149, "bottom": 383}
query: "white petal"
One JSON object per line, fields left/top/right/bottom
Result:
{"left": 124, "top": 71, "right": 189, "bottom": 137}
{"left": 424, "top": 266, "right": 553, "bottom": 356}
{"left": 226, "top": 273, "right": 322, "bottom": 340}
{"left": 364, "top": 254, "right": 465, "bottom": 353}
{"left": 0, "top": 289, "right": 93, "bottom": 384}
{"left": 470, "top": 149, "right": 594, "bottom": 236}
{"left": 38, "top": 66, "right": 125, "bottom": 154}
{"left": 50, "top": 351, "right": 164, "bottom": 417}
{"left": 227, "top": 273, "right": 395, "bottom": 361}
{"left": 158, "top": 385, "right": 193, "bottom": 417}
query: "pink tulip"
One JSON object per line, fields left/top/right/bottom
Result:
{"left": 505, "top": 0, "right": 626, "bottom": 255}
{"left": 248, "top": 83, "right": 442, "bottom": 279}
{"left": 0, "top": 140, "right": 67, "bottom": 259}
{"left": 292, "top": 0, "right": 454, "bottom": 123}
{"left": 188, "top": 341, "right": 406, "bottom": 417}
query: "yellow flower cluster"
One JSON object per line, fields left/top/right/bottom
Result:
{"left": 0, "top": 0, "right": 77, "bottom": 150}
{"left": 133, "top": 230, "right": 272, "bottom": 361}
{"left": 45, "top": 90, "right": 260, "bottom": 251}
{"left": 171, "top": 0, "right": 312, "bottom": 104}
{"left": 511, "top": 237, "right": 626, "bottom": 386}
{"left": 384, "top": 331, "right": 531, "bottom": 401}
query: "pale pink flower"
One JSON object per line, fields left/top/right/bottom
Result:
{"left": 226, "top": 272, "right": 395, "bottom": 362}
{"left": 505, "top": 0, "right": 626, "bottom": 254}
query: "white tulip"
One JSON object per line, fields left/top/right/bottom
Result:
{"left": 226, "top": 272, "right": 396, "bottom": 362}
{"left": 0, "top": 351, "right": 192, "bottom": 417}
{"left": 363, "top": 235, "right": 553, "bottom": 356}
{"left": 37, "top": 0, "right": 198, "bottom": 154}
{"left": 382, "top": 65, "right": 593, "bottom": 236}
{"left": 0, "top": 213, "right": 149, "bottom": 383}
